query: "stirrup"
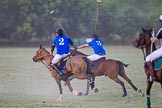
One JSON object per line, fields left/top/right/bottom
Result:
{"left": 52, "top": 64, "right": 63, "bottom": 75}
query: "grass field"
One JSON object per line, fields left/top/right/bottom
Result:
{"left": 0, "top": 46, "right": 162, "bottom": 108}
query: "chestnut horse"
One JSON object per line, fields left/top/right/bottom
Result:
{"left": 32, "top": 46, "right": 92, "bottom": 101}
{"left": 133, "top": 27, "right": 162, "bottom": 108}
{"left": 70, "top": 49, "right": 144, "bottom": 97}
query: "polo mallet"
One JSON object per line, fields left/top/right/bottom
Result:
{"left": 49, "top": 10, "right": 77, "bottom": 49}
{"left": 94, "top": 0, "right": 103, "bottom": 33}
{"left": 150, "top": 29, "right": 155, "bottom": 62}
{"left": 49, "top": 10, "right": 69, "bottom": 36}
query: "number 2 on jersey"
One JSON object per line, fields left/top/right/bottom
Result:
{"left": 59, "top": 38, "right": 64, "bottom": 45}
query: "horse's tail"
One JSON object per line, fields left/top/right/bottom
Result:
{"left": 117, "top": 60, "right": 129, "bottom": 67}
{"left": 116, "top": 60, "right": 129, "bottom": 76}
{"left": 122, "top": 62, "right": 129, "bottom": 67}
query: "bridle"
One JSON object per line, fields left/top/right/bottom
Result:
{"left": 34, "top": 48, "right": 51, "bottom": 61}
{"left": 37, "top": 48, "right": 51, "bottom": 61}
{"left": 34, "top": 48, "right": 53, "bottom": 70}
{"left": 141, "top": 47, "right": 146, "bottom": 61}
{"left": 135, "top": 32, "right": 151, "bottom": 61}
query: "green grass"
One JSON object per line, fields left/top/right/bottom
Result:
{"left": 0, "top": 46, "right": 162, "bottom": 108}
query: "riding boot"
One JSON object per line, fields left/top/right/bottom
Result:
{"left": 145, "top": 62, "right": 156, "bottom": 81}
{"left": 51, "top": 64, "right": 63, "bottom": 76}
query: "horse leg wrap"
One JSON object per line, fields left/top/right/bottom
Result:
{"left": 89, "top": 77, "right": 95, "bottom": 90}
{"left": 146, "top": 95, "right": 151, "bottom": 108}
{"left": 57, "top": 94, "right": 63, "bottom": 101}
{"left": 72, "top": 89, "right": 78, "bottom": 95}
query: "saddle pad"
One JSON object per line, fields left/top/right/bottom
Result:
{"left": 59, "top": 60, "right": 67, "bottom": 71}
{"left": 154, "top": 57, "right": 162, "bottom": 70}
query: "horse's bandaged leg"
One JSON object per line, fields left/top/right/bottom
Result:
{"left": 57, "top": 94, "right": 63, "bottom": 101}
{"left": 72, "top": 89, "right": 78, "bottom": 96}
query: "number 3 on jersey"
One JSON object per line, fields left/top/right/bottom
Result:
{"left": 96, "top": 41, "right": 102, "bottom": 46}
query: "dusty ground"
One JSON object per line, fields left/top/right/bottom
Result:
{"left": 0, "top": 46, "right": 162, "bottom": 108}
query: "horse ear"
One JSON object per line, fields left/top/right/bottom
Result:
{"left": 40, "top": 45, "right": 42, "bottom": 49}
{"left": 149, "top": 27, "right": 153, "bottom": 32}
{"left": 142, "top": 27, "right": 146, "bottom": 33}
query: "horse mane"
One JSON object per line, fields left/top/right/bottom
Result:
{"left": 142, "top": 27, "right": 157, "bottom": 51}
{"left": 42, "top": 48, "right": 50, "bottom": 54}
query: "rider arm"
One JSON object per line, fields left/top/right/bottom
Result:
{"left": 68, "top": 38, "right": 76, "bottom": 49}
{"left": 151, "top": 37, "right": 158, "bottom": 43}
{"left": 153, "top": 28, "right": 162, "bottom": 42}
{"left": 70, "top": 41, "right": 77, "bottom": 50}
{"left": 51, "top": 44, "right": 55, "bottom": 55}
{"left": 70, "top": 41, "right": 74, "bottom": 46}
{"left": 77, "top": 44, "right": 89, "bottom": 49}
{"left": 152, "top": 28, "right": 162, "bottom": 43}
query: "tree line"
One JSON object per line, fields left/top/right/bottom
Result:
{"left": 0, "top": 0, "right": 162, "bottom": 45}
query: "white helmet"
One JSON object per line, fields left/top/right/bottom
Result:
{"left": 159, "top": 14, "right": 162, "bottom": 21}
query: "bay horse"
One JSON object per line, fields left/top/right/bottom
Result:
{"left": 133, "top": 27, "right": 162, "bottom": 108}
{"left": 70, "top": 49, "right": 144, "bottom": 97}
{"left": 32, "top": 45, "right": 93, "bottom": 101}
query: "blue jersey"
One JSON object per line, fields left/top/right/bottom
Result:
{"left": 52, "top": 35, "right": 72, "bottom": 55}
{"left": 88, "top": 39, "right": 106, "bottom": 55}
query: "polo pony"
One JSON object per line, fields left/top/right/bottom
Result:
{"left": 133, "top": 27, "right": 162, "bottom": 108}
{"left": 32, "top": 45, "right": 93, "bottom": 101}
{"left": 70, "top": 49, "right": 144, "bottom": 97}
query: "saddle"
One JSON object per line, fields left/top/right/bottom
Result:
{"left": 57, "top": 55, "right": 70, "bottom": 71}
{"left": 91, "top": 57, "right": 106, "bottom": 70}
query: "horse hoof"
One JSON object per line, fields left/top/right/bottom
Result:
{"left": 137, "top": 89, "right": 145, "bottom": 97}
{"left": 122, "top": 94, "right": 127, "bottom": 97}
{"left": 94, "top": 88, "right": 99, "bottom": 93}
{"left": 137, "top": 88, "right": 142, "bottom": 93}
{"left": 57, "top": 95, "right": 63, "bottom": 101}
{"left": 57, "top": 98, "right": 63, "bottom": 101}
{"left": 77, "top": 92, "right": 83, "bottom": 96}
{"left": 84, "top": 92, "right": 89, "bottom": 96}
{"left": 141, "top": 93, "right": 145, "bottom": 97}
{"left": 146, "top": 106, "right": 152, "bottom": 108}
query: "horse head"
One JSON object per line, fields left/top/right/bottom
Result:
{"left": 133, "top": 27, "right": 152, "bottom": 49}
{"left": 32, "top": 45, "right": 51, "bottom": 62}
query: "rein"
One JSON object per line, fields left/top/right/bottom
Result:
{"left": 36, "top": 54, "right": 51, "bottom": 60}
{"left": 41, "top": 60, "right": 53, "bottom": 71}
{"left": 36, "top": 48, "right": 51, "bottom": 61}
{"left": 139, "top": 32, "right": 150, "bottom": 61}
{"left": 141, "top": 48, "right": 146, "bottom": 61}
{"left": 38, "top": 51, "right": 54, "bottom": 71}
{"left": 140, "top": 32, "right": 154, "bottom": 62}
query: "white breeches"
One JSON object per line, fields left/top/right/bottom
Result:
{"left": 87, "top": 54, "right": 106, "bottom": 61}
{"left": 51, "top": 53, "right": 69, "bottom": 64}
{"left": 146, "top": 47, "right": 162, "bottom": 62}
